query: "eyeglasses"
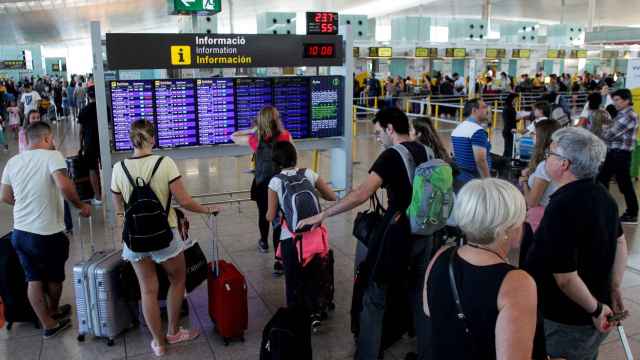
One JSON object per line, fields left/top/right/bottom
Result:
{"left": 545, "top": 150, "right": 570, "bottom": 163}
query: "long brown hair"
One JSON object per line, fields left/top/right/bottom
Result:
{"left": 256, "top": 106, "right": 284, "bottom": 142}
{"left": 411, "top": 117, "right": 451, "bottom": 163}
{"left": 528, "top": 119, "right": 561, "bottom": 173}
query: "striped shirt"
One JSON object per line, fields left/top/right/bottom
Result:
{"left": 451, "top": 117, "right": 492, "bottom": 184}
{"left": 603, "top": 107, "right": 638, "bottom": 152}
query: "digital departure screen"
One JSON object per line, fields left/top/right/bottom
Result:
{"left": 110, "top": 80, "right": 154, "bottom": 151}
{"left": 154, "top": 79, "right": 198, "bottom": 148}
{"left": 196, "top": 78, "right": 236, "bottom": 145}
{"left": 310, "top": 76, "right": 343, "bottom": 138}
{"left": 109, "top": 76, "right": 345, "bottom": 151}
{"left": 274, "top": 78, "right": 310, "bottom": 139}
{"left": 235, "top": 78, "right": 273, "bottom": 131}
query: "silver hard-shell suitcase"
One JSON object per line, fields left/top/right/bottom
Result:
{"left": 73, "top": 216, "right": 136, "bottom": 346}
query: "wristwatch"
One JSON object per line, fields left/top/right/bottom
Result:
{"left": 589, "top": 302, "right": 603, "bottom": 318}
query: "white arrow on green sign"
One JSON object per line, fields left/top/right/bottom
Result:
{"left": 169, "top": 0, "right": 221, "bottom": 14}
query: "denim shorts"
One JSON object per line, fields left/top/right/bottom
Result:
{"left": 11, "top": 229, "right": 70, "bottom": 282}
{"left": 122, "top": 229, "right": 184, "bottom": 264}
{"left": 544, "top": 318, "right": 609, "bottom": 360}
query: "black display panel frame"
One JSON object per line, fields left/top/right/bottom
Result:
{"left": 109, "top": 76, "right": 345, "bottom": 152}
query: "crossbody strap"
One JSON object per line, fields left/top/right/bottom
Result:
{"left": 448, "top": 247, "right": 471, "bottom": 335}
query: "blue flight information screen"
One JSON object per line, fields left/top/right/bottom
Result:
{"left": 273, "top": 78, "right": 309, "bottom": 139}
{"left": 310, "top": 76, "right": 344, "bottom": 138}
{"left": 110, "top": 80, "right": 154, "bottom": 151}
{"left": 235, "top": 78, "right": 273, "bottom": 131}
{"left": 196, "top": 78, "right": 236, "bottom": 145}
{"left": 154, "top": 79, "right": 198, "bottom": 148}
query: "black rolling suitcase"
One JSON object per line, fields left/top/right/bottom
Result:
{"left": 0, "top": 232, "right": 39, "bottom": 330}
{"left": 66, "top": 154, "right": 94, "bottom": 201}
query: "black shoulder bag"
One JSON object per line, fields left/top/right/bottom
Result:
{"left": 352, "top": 193, "right": 385, "bottom": 247}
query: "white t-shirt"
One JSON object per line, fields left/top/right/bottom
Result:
{"left": 20, "top": 91, "right": 41, "bottom": 116}
{"left": 527, "top": 160, "right": 558, "bottom": 207}
{"left": 111, "top": 155, "right": 181, "bottom": 228}
{"left": 1, "top": 149, "right": 67, "bottom": 235}
{"left": 268, "top": 168, "right": 319, "bottom": 240}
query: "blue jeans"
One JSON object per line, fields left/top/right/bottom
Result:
{"left": 544, "top": 319, "right": 609, "bottom": 360}
{"left": 357, "top": 236, "right": 432, "bottom": 360}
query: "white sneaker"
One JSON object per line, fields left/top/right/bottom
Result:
{"left": 91, "top": 198, "right": 103, "bottom": 206}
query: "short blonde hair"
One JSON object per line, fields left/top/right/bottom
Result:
{"left": 453, "top": 178, "right": 526, "bottom": 245}
{"left": 129, "top": 119, "right": 155, "bottom": 149}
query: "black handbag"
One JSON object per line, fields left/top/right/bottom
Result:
{"left": 352, "top": 193, "right": 385, "bottom": 247}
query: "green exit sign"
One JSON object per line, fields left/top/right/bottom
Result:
{"left": 168, "top": 0, "right": 221, "bottom": 15}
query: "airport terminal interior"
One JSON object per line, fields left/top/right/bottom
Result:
{"left": 5, "top": 0, "right": 640, "bottom": 359}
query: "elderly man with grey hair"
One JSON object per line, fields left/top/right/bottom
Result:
{"left": 522, "top": 127, "right": 628, "bottom": 360}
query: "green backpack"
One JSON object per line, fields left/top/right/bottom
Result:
{"left": 393, "top": 144, "right": 454, "bottom": 236}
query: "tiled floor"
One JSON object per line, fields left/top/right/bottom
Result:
{"left": 1, "top": 117, "right": 640, "bottom": 359}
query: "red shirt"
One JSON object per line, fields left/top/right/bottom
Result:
{"left": 248, "top": 130, "right": 292, "bottom": 152}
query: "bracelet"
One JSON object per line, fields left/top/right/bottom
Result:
{"left": 589, "top": 302, "right": 603, "bottom": 318}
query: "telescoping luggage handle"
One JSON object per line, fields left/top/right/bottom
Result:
{"left": 208, "top": 214, "right": 221, "bottom": 277}
{"left": 618, "top": 326, "right": 634, "bottom": 360}
{"left": 76, "top": 212, "right": 117, "bottom": 261}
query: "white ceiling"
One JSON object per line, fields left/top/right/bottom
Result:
{"left": 1, "top": 0, "right": 640, "bottom": 45}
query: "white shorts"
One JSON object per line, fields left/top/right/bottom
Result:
{"left": 122, "top": 229, "right": 184, "bottom": 264}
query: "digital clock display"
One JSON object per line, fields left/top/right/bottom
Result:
{"left": 306, "top": 12, "right": 339, "bottom": 35}
{"left": 303, "top": 43, "right": 336, "bottom": 58}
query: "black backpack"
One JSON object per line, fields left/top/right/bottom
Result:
{"left": 255, "top": 137, "right": 280, "bottom": 185}
{"left": 275, "top": 169, "right": 321, "bottom": 233}
{"left": 260, "top": 306, "right": 312, "bottom": 360}
{"left": 120, "top": 156, "right": 173, "bottom": 252}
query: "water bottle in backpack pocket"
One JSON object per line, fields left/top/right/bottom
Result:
{"left": 275, "top": 169, "right": 321, "bottom": 233}
{"left": 120, "top": 156, "right": 173, "bottom": 252}
{"left": 393, "top": 144, "right": 454, "bottom": 236}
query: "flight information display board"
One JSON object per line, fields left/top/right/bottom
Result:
{"left": 235, "top": 78, "right": 273, "bottom": 131}
{"left": 196, "top": 78, "right": 236, "bottom": 145}
{"left": 154, "top": 79, "right": 198, "bottom": 148}
{"left": 274, "top": 78, "right": 310, "bottom": 139}
{"left": 111, "top": 80, "right": 154, "bottom": 151}
{"left": 109, "top": 76, "right": 344, "bottom": 151}
{"left": 310, "top": 76, "right": 343, "bottom": 138}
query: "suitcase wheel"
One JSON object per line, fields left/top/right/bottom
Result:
{"left": 223, "top": 338, "right": 230, "bottom": 346}
{"left": 107, "top": 339, "right": 115, "bottom": 347}
{"left": 77, "top": 334, "right": 85, "bottom": 342}
{"left": 6, "top": 322, "right": 12, "bottom": 331}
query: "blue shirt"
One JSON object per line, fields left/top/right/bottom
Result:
{"left": 451, "top": 117, "right": 491, "bottom": 184}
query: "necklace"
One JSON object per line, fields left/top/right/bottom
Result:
{"left": 466, "top": 243, "right": 507, "bottom": 263}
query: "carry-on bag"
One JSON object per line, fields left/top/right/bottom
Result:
{"left": 66, "top": 154, "right": 94, "bottom": 202}
{"left": 0, "top": 232, "right": 39, "bottom": 330}
{"left": 301, "top": 249, "right": 335, "bottom": 318}
{"left": 73, "top": 216, "right": 137, "bottom": 346}
{"left": 206, "top": 215, "right": 248, "bottom": 345}
{"left": 261, "top": 234, "right": 313, "bottom": 360}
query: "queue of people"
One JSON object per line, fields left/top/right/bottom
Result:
{"left": 0, "top": 77, "right": 636, "bottom": 360}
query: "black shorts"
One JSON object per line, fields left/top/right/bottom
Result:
{"left": 11, "top": 230, "right": 70, "bottom": 283}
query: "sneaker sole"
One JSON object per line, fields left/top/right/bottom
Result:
{"left": 621, "top": 220, "right": 638, "bottom": 224}
{"left": 43, "top": 321, "right": 72, "bottom": 339}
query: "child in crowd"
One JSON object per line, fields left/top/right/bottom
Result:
{"left": 7, "top": 100, "right": 20, "bottom": 139}
{"left": 265, "top": 141, "right": 337, "bottom": 330}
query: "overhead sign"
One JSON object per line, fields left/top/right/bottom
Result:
{"left": 602, "top": 50, "right": 619, "bottom": 59}
{"left": 353, "top": 47, "right": 360, "bottom": 58}
{"left": 547, "top": 50, "right": 559, "bottom": 59}
{"left": 445, "top": 48, "right": 466, "bottom": 58}
{"left": 306, "top": 12, "right": 338, "bottom": 35}
{"left": 168, "top": 0, "right": 221, "bottom": 14}
{"left": 368, "top": 47, "right": 392, "bottom": 58}
{"left": 106, "top": 33, "right": 344, "bottom": 69}
{"left": 415, "top": 47, "right": 438, "bottom": 58}
{"left": 0, "top": 60, "right": 25, "bottom": 70}
{"left": 569, "top": 49, "right": 587, "bottom": 58}
{"left": 512, "top": 49, "right": 530, "bottom": 59}
{"left": 486, "top": 48, "right": 505, "bottom": 59}
{"left": 52, "top": 64, "right": 61, "bottom": 72}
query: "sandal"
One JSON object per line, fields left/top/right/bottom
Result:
{"left": 166, "top": 327, "right": 200, "bottom": 345}
{"left": 151, "top": 340, "right": 166, "bottom": 357}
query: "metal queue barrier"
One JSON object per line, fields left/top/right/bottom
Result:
{"left": 91, "top": 21, "right": 356, "bottom": 228}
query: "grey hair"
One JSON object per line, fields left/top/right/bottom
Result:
{"left": 452, "top": 178, "right": 527, "bottom": 245}
{"left": 551, "top": 127, "right": 607, "bottom": 179}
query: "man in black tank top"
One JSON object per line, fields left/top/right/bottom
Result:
{"left": 297, "top": 108, "right": 433, "bottom": 360}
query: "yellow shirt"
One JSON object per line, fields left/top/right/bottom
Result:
{"left": 111, "top": 154, "right": 181, "bottom": 228}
